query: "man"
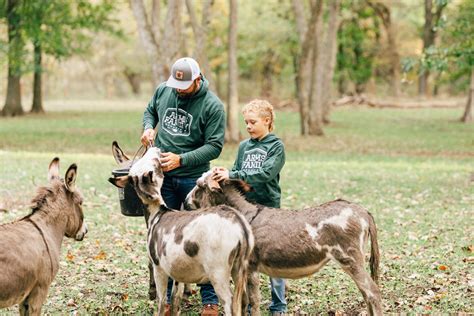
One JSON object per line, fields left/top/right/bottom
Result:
{"left": 140, "top": 57, "right": 225, "bottom": 315}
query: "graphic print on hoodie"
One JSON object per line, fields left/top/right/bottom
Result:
{"left": 162, "top": 108, "right": 193, "bottom": 136}
{"left": 229, "top": 134, "right": 285, "bottom": 208}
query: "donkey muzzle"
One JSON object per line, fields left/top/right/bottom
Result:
{"left": 75, "top": 222, "right": 88, "bottom": 241}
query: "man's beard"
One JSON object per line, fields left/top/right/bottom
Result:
{"left": 177, "top": 82, "right": 198, "bottom": 98}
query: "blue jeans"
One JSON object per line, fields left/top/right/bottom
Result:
{"left": 161, "top": 175, "right": 219, "bottom": 305}
{"left": 269, "top": 278, "right": 287, "bottom": 313}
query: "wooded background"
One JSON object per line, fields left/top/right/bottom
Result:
{"left": 1, "top": 0, "right": 473, "bottom": 138}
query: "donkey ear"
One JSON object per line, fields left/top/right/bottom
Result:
{"left": 207, "top": 177, "right": 222, "bottom": 193}
{"left": 147, "top": 170, "right": 154, "bottom": 183}
{"left": 226, "top": 179, "right": 252, "bottom": 193}
{"left": 108, "top": 175, "right": 129, "bottom": 188}
{"left": 64, "top": 164, "right": 78, "bottom": 192}
{"left": 112, "top": 141, "right": 130, "bottom": 164}
{"left": 48, "top": 157, "right": 60, "bottom": 182}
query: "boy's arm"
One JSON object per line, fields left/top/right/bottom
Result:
{"left": 229, "top": 144, "right": 285, "bottom": 183}
{"left": 231, "top": 144, "right": 244, "bottom": 171}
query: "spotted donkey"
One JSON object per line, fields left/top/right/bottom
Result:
{"left": 186, "top": 171, "right": 383, "bottom": 316}
{"left": 109, "top": 147, "right": 254, "bottom": 315}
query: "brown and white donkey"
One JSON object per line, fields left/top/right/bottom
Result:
{"left": 186, "top": 171, "right": 383, "bottom": 316}
{"left": 109, "top": 144, "right": 254, "bottom": 315}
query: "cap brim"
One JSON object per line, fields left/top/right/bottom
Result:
{"left": 166, "top": 76, "right": 193, "bottom": 90}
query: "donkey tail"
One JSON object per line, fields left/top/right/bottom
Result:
{"left": 368, "top": 211, "right": 380, "bottom": 285}
{"left": 232, "top": 212, "right": 254, "bottom": 315}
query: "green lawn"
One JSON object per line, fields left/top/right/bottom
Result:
{"left": 0, "top": 105, "right": 472, "bottom": 314}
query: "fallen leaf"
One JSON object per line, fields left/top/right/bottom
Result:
{"left": 461, "top": 245, "right": 473, "bottom": 253}
{"left": 438, "top": 264, "right": 449, "bottom": 271}
{"left": 66, "top": 298, "right": 77, "bottom": 307}
{"left": 94, "top": 250, "right": 106, "bottom": 260}
{"left": 66, "top": 251, "right": 75, "bottom": 262}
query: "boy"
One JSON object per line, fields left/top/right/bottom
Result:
{"left": 212, "top": 99, "right": 287, "bottom": 314}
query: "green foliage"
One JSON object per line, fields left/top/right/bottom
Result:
{"left": 237, "top": 0, "right": 296, "bottom": 79}
{"left": 337, "top": 1, "right": 380, "bottom": 94}
{"left": 0, "top": 0, "right": 121, "bottom": 75}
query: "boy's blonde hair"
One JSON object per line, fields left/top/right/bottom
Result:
{"left": 242, "top": 99, "right": 276, "bottom": 132}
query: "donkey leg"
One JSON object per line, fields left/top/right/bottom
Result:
{"left": 148, "top": 260, "right": 157, "bottom": 300}
{"left": 154, "top": 267, "right": 170, "bottom": 316}
{"left": 209, "top": 269, "right": 233, "bottom": 316}
{"left": 340, "top": 262, "right": 382, "bottom": 316}
{"left": 247, "top": 271, "right": 261, "bottom": 316}
{"left": 171, "top": 282, "right": 184, "bottom": 315}
{"left": 144, "top": 211, "right": 157, "bottom": 301}
{"left": 20, "top": 286, "right": 48, "bottom": 316}
{"left": 231, "top": 267, "right": 244, "bottom": 316}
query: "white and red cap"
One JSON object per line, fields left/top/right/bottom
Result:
{"left": 166, "top": 57, "right": 201, "bottom": 90}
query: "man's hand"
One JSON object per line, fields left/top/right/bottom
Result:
{"left": 140, "top": 129, "right": 155, "bottom": 147}
{"left": 160, "top": 152, "right": 181, "bottom": 172}
{"left": 212, "top": 166, "right": 229, "bottom": 182}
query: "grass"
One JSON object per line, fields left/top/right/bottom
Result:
{"left": 0, "top": 104, "right": 473, "bottom": 314}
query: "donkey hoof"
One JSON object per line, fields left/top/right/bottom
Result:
{"left": 148, "top": 289, "right": 157, "bottom": 300}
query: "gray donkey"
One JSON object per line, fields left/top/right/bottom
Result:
{"left": 186, "top": 171, "right": 382, "bottom": 316}
{"left": 0, "top": 158, "right": 88, "bottom": 315}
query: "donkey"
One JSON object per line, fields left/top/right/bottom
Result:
{"left": 185, "top": 171, "right": 383, "bottom": 316}
{"left": 109, "top": 147, "right": 254, "bottom": 315}
{"left": 0, "top": 158, "right": 88, "bottom": 316}
{"left": 112, "top": 141, "right": 160, "bottom": 300}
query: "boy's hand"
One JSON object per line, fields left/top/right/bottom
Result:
{"left": 160, "top": 152, "right": 181, "bottom": 172}
{"left": 212, "top": 167, "right": 229, "bottom": 182}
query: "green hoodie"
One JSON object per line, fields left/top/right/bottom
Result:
{"left": 143, "top": 76, "right": 226, "bottom": 178}
{"left": 229, "top": 134, "right": 285, "bottom": 208}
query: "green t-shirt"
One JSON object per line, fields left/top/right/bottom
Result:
{"left": 229, "top": 134, "right": 285, "bottom": 207}
{"left": 143, "top": 76, "right": 226, "bottom": 178}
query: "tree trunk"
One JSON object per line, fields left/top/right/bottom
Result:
{"left": 226, "top": 0, "right": 239, "bottom": 143}
{"left": 461, "top": 67, "right": 473, "bottom": 123}
{"left": 2, "top": 0, "right": 23, "bottom": 117}
{"left": 162, "top": 0, "right": 183, "bottom": 76}
{"left": 130, "top": 0, "right": 162, "bottom": 86}
{"left": 31, "top": 41, "right": 44, "bottom": 113}
{"left": 308, "top": 1, "right": 325, "bottom": 136}
{"left": 261, "top": 50, "right": 274, "bottom": 98}
{"left": 124, "top": 69, "right": 141, "bottom": 95}
{"left": 185, "top": 0, "right": 214, "bottom": 88}
{"left": 369, "top": 0, "right": 400, "bottom": 97}
{"left": 292, "top": 0, "right": 323, "bottom": 135}
{"left": 418, "top": 0, "right": 447, "bottom": 96}
{"left": 322, "top": 0, "right": 341, "bottom": 124}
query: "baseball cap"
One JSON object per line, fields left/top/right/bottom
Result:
{"left": 166, "top": 57, "right": 201, "bottom": 90}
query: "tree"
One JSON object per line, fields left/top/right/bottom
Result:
{"left": 337, "top": 1, "right": 380, "bottom": 96}
{"left": 420, "top": 0, "right": 473, "bottom": 122}
{"left": 2, "top": 0, "right": 24, "bottom": 117}
{"left": 185, "top": 0, "right": 214, "bottom": 88}
{"left": 292, "top": 0, "right": 341, "bottom": 135}
{"left": 25, "top": 1, "right": 118, "bottom": 114}
{"left": 1, "top": 0, "right": 119, "bottom": 116}
{"left": 418, "top": 0, "right": 448, "bottom": 96}
{"left": 130, "top": 0, "right": 183, "bottom": 87}
{"left": 226, "top": 0, "right": 239, "bottom": 142}
{"left": 367, "top": 0, "right": 401, "bottom": 97}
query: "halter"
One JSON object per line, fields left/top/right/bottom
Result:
{"left": 26, "top": 217, "right": 54, "bottom": 278}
